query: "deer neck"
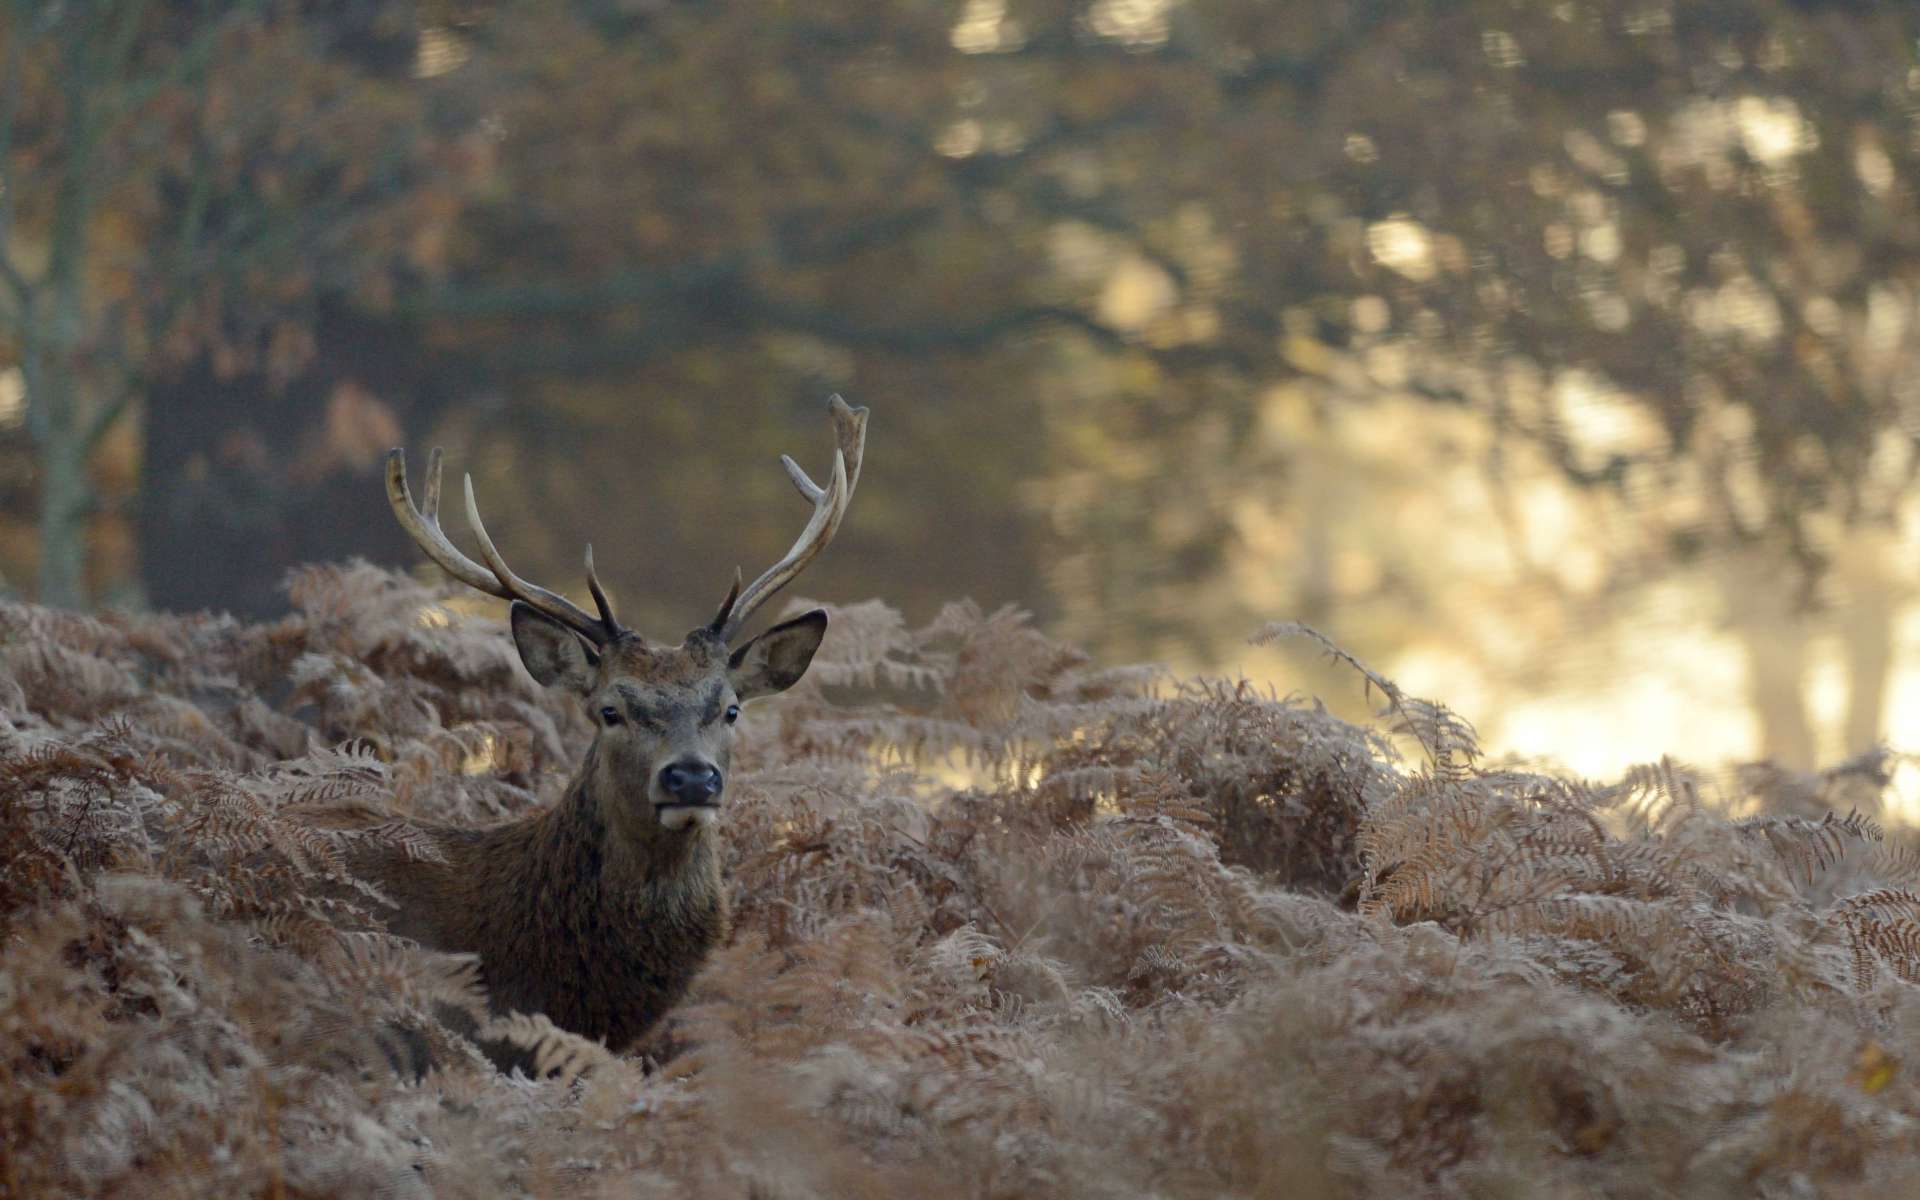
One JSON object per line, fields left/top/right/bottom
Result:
{"left": 434, "top": 745, "right": 727, "bottom": 1052}
{"left": 522, "top": 743, "right": 720, "bottom": 896}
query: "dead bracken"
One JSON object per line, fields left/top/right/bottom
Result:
{"left": 2, "top": 568, "right": 1919, "bottom": 1198}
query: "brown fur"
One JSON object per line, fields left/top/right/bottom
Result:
{"left": 345, "top": 616, "right": 825, "bottom": 1053}
{"left": 363, "top": 403, "right": 859, "bottom": 1055}
{"left": 371, "top": 752, "right": 727, "bottom": 1051}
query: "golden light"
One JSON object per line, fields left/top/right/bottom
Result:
{"left": 1366, "top": 216, "right": 1436, "bottom": 282}
{"left": 0, "top": 367, "right": 23, "bottom": 429}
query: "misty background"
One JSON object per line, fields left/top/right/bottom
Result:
{"left": 3, "top": 0, "right": 1918, "bottom": 790}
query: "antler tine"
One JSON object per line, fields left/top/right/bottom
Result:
{"left": 460, "top": 475, "right": 621, "bottom": 644}
{"left": 722, "top": 450, "right": 846, "bottom": 642}
{"left": 584, "top": 544, "right": 620, "bottom": 633}
{"left": 386, "top": 447, "right": 624, "bottom": 645}
{"left": 779, "top": 394, "right": 867, "bottom": 504}
{"left": 706, "top": 566, "right": 744, "bottom": 637}
{"left": 718, "top": 396, "right": 866, "bottom": 642}
{"left": 780, "top": 454, "right": 823, "bottom": 503}
{"left": 422, "top": 448, "right": 445, "bottom": 522}
{"left": 387, "top": 448, "right": 504, "bottom": 596}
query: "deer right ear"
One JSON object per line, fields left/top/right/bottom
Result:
{"left": 728, "top": 609, "right": 828, "bottom": 700}
{"left": 511, "top": 601, "right": 598, "bottom": 694}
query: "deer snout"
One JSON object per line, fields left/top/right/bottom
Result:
{"left": 658, "top": 759, "right": 723, "bottom": 807}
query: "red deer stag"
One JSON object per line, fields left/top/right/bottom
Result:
{"left": 361, "top": 397, "right": 866, "bottom": 1054}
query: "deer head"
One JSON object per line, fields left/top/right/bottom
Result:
{"left": 385, "top": 397, "right": 867, "bottom": 837}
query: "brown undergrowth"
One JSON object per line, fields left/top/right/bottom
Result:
{"left": 4, "top": 564, "right": 1920, "bottom": 1197}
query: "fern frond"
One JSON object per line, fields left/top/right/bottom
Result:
{"left": 478, "top": 1012, "right": 614, "bottom": 1083}
{"left": 1735, "top": 809, "right": 1882, "bottom": 884}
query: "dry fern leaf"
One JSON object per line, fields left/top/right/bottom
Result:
{"left": 1736, "top": 809, "right": 1882, "bottom": 885}
{"left": 478, "top": 1011, "right": 616, "bottom": 1083}
{"left": 1829, "top": 890, "right": 1920, "bottom": 990}
{"left": 320, "top": 931, "right": 490, "bottom": 1024}
{"left": 1870, "top": 839, "right": 1920, "bottom": 886}
{"left": 798, "top": 597, "right": 947, "bottom": 692}
{"left": 1252, "top": 621, "right": 1480, "bottom": 775}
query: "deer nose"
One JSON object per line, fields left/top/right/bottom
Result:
{"left": 658, "top": 760, "right": 723, "bottom": 806}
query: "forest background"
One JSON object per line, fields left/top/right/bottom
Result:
{"left": 3, "top": 0, "right": 1919, "bottom": 792}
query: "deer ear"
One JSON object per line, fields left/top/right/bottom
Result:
{"left": 511, "top": 601, "right": 598, "bottom": 694}
{"left": 728, "top": 609, "right": 827, "bottom": 700}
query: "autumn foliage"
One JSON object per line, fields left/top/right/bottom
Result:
{"left": 3, "top": 564, "right": 1920, "bottom": 1197}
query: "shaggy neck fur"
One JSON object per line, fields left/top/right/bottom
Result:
{"left": 395, "top": 743, "right": 730, "bottom": 1053}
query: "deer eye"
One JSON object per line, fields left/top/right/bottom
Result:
{"left": 599, "top": 706, "right": 623, "bottom": 727}
{"left": 725, "top": 704, "right": 741, "bottom": 725}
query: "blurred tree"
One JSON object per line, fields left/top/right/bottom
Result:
{"left": 310, "top": 0, "right": 1101, "bottom": 630}
{"left": 1246, "top": 1, "right": 1920, "bottom": 762}
{"left": 0, "top": 0, "right": 458, "bottom": 607}
{"left": 936, "top": 0, "right": 1920, "bottom": 761}
{"left": 6, "top": 0, "right": 1916, "bottom": 766}
{"left": 77, "top": 0, "right": 1079, "bottom": 624}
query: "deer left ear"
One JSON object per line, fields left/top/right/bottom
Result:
{"left": 512, "top": 602, "right": 599, "bottom": 694}
{"left": 728, "top": 609, "right": 828, "bottom": 700}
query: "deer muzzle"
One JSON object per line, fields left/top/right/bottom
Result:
{"left": 655, "top": 759, "right": 723, "bottom": 830}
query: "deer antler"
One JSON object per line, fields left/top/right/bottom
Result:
{"left": 709, "top": 395, "right": 868, "bottom": 642}
{"left": 387, "top": 447, "right": 627, "bottom": 646}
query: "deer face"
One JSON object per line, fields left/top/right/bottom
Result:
{"left": 510, "top": 603, "right": 827, "bottom": 832}
{"left": 385, "top": 398, "right": 864, "bottom": 838}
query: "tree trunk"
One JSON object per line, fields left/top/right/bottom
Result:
{"left": 18, "top": 325, "right": 95, "bottom": 609}
{"left": 1721, "top": 549, "right": 1817, "bottom": 769}
{"left": 25, "top": 112, "right": 102, "bottom": 609}
{"left": 35, "top": 433, "right": 90, "bottom": 609}
{"left": 1744, "top": 621, "right": 1816, "bottom": 770}
{"left": 1839, "top": 531, "right": 1902, "bottom": 756}
{"left": 138, "top": 298, "right": 448, "bottom": 616}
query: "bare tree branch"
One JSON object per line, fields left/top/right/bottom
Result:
{"left": 0, "top": 8, "right": 31, "bottom": 309}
